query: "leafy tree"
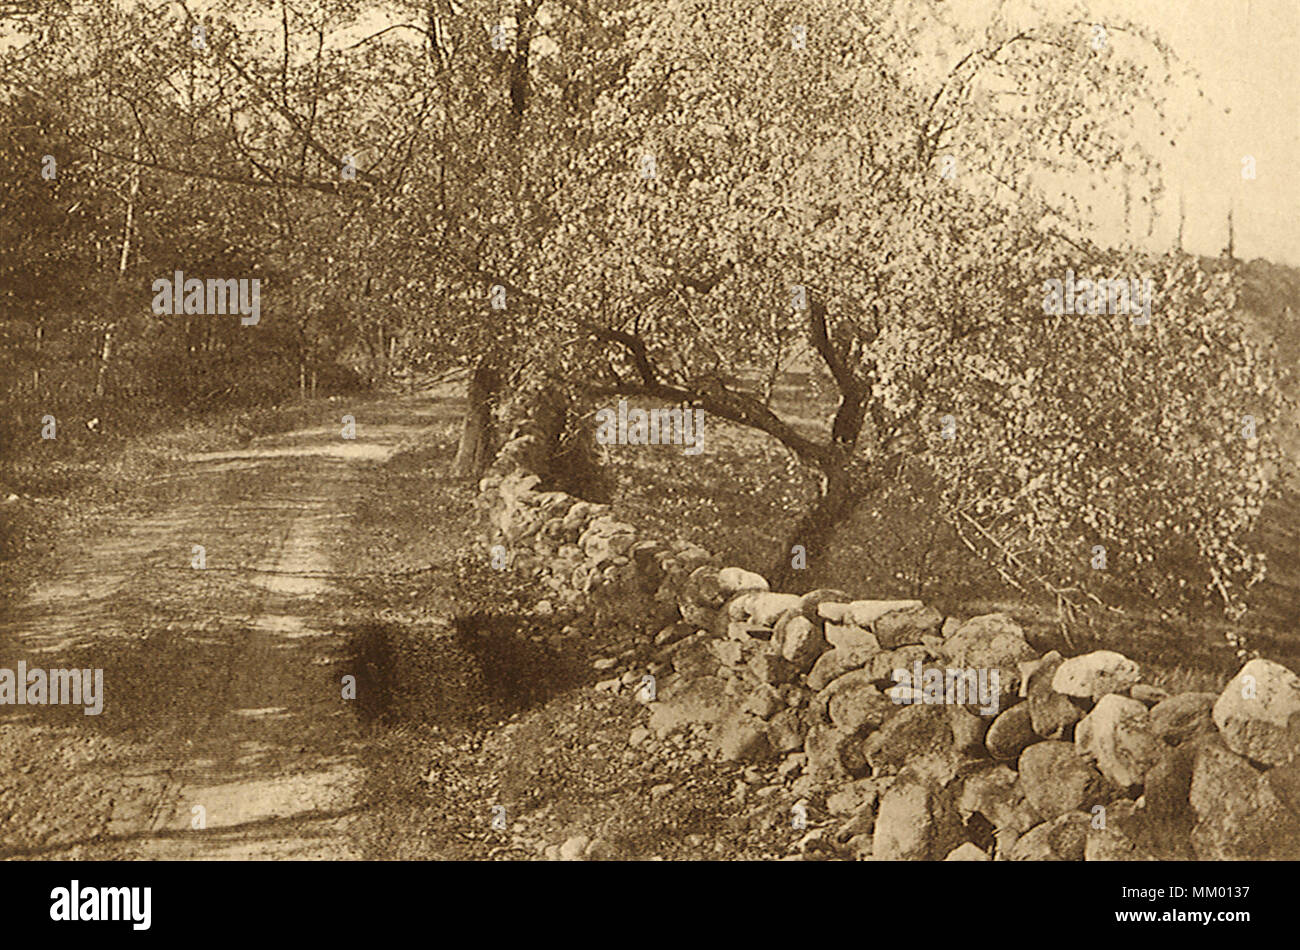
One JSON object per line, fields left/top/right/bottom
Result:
{"left": 529, "top": 0, "right": 1285, "bottom": 629}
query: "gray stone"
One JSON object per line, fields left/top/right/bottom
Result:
{"left": 1010, "top": 812, "right": 1089, "bottom": 861}
{"left": 803, "top": 724, "right": 860, "bottom": 783}
{"left": 1052, "top": 650, "right": 1141, "bottom": 702}
{"left": 779, "top": 614, "right": 828, "bottom": 672}
{"left": 957, "top": 764, "right": 1040, "bottom": 834}
{"left": 823, "top": 671, "right": 895, "bottom": 734}
{"left": 1025, "top": 650, "right": 1082, "bottom": 740}
{"left": 1189, "top": 740, "right": 1300, "bottom": 859}
{"left": 1212, "top": 658, "right": 1300, "bottom": 766}
{"left": 945, "top": 842, "right": 991, "bottom": 861}
{"left": 864, "top": 704, "right": 954, "bottom": 774}
{"left": 653, "top": 621, "right": 695, "bottom": 648}
{"left": 939, "top": 614, "right": 1036, "bottom": 697}
{"left": 749, "top": 651, "right": 797, "bottom": 685}
{"left": 727, "top": 590, "right": 804, "bottom": 626}
{"left": 867, "top": 645, "right": 931, "bottom": 684}
{"left": 667, "top": 633, "right": 719, "bottom": 678}
{"left": 717, "top": 566, "right": 769, "bottom": 596}
{"left": 1085, "top": 800, "right": 1155, "bottom": 861}
{"left": 947, "top": 703, "right": 991, "bottom": 756}
{"left": 827, "top": 778, "right": 880, "bottom": 818}
{"left": 808, "top": 646, "right": 878, "bottom": 691}
{"left": 875, "top": 605, "right": 944, "bottom": 649}
{"left": 1130, "top": 684, "right": 1171, "bottom": 706}
{"left": 848, "top": 599, "right": 924, "bottom": 629}
{"left": 709, "top": 638, "right": 744, "bottom": 665}
{"left": 986, "top": 702, "right": 1038, "bottom": 760}
{"left": 647, "top": 675, "right": 736, "bottom": 737}
{"left": 824, "top": 622, "right": 880, "bottom": 653}
{"left": 741, "top": 683, "right": 784, "bottom": 720}
{"left": 1148, "top": 692, "right": 1216, "bottom": 747}
{"left": 559, "top": 834, "right": 591, "bottom": 861}
{"left": 1075, "top": 693, "right": 1163, "bottom": 789}
{"left": 816, "top": 601, "right": 853, "bottom": 624}
{"left": 1018, "top": 741, "right": 1108, "bottom": 819}
{"left": 872, "top": 776, "right": 933, "bottom": 860}
{"left": 681, "top": 566, "right": 725, "bottom": 608}
{"left": 798, "top": 589, "right": 851, "bottom": 622}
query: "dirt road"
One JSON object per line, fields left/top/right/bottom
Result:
{"left": 0, "top": 395, "right": 446, "bottom": 859}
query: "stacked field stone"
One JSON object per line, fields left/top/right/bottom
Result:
{"left": 478, "top": 418, "right": 1300, "bottom": 860}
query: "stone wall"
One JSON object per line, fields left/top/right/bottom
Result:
{"left": 477, "top": 418, "right": 1300, "bottom": 860}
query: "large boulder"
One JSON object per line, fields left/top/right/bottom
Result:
{"left": 667, "top": 633, "right": 721, "bottom": 678}
{"left": 727, "top": 591, "right": 805, "bottom": 627}
{"left": 824, "top": 622, "right": 880, "bottom": 654}
{"left": 1052, "top": 650, "right": 1141, "bottom": 703}
{"left": 804, "top": 724, "right": 868, "bottom": 783}
{"left": 848, "top": 600, "right": 924, "bottom": 629}
{"left": 680, "top": 566, "right": 726, "bottom": 609}
{"left": 867, "top": 645, "right": 931, "bottom": 684}
{"left": 748, "top": 651, "right": 797, "bottom": 686}
{"left": 777, "top": 613, "right": 828, "bottom": 672}
{"left": 939, "top": 614, "right": 1036, "bottom": 697}
{"left": 1018, "top": 741, "right": 1109, "bottom": 819}
{"left": 1024, "top": 650, "right": 1082, "bottom": 740}
{"left": 1148, "top": 692, "right": 1217, "bottom": 747}
{"left": 864, "top": 704, "right": 955, "bottom": 774}
{"left": 1212, "top": 658, "right": 1300, "bottom": 766}
{"left": 1141, "top": 742, "right": 1200, "bottom": 859}
{"left": 1009, "top": 812, "right": 1090, "bottom": 861}
{"left": 1188, "top": 740, "right": 1300, "bottom": 859}
{"left": 1081, "top": 799, "right": 1152, "bottom": 860}
{"left": 798, "top": 589, "right": 851, "bottom": 622}
{"left": 985, "top": 702, "right": 1038, "bottom": 760}
{"left": 874, "top": 605, "right": 944, "bottom": 649}
{"left": 1075, "top": 694, "right": 1163, "bottom": 790}
{"left": 947, "top": 703, "right": 992, "bottom": 756}
{"left": 957, "top": 764, "right": 1040, "bottom": 835}
{"left": 717, "top": 567, "right": 769, "bottom": 596}
{"left": 1261, "top": 759, "right": 1300, "bottom": 820}
{"left": 808, "top": 645, "right": 879, "bottom": 691}
{"left": 871, "top": 767, "right": 964, "bottom": 861}
{"left": 822, "top": 671, "right": 896, "bottom": 735}
{"left": 872, "top": 775, "right": 933, "bottom": 860}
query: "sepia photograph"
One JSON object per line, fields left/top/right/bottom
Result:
{"left": 0, "top": 0, "right": 1296, "bottom": 930}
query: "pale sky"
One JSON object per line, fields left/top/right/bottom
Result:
{"left": 1034, "top": 0, "right": 1298, "bottom": 265}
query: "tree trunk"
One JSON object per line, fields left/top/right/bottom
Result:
{"left": 451, "top": 359, "right": 500, "bottom": 478}
{"left": 769, "top": 463, "right": 862, "bottom": 589}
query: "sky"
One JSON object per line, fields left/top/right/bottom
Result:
{"left": 1135, "top": 0, "right": 1299, "bottom": 266}
{"left": 991, "top": 0, "right": 1299, "bottom": 266}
